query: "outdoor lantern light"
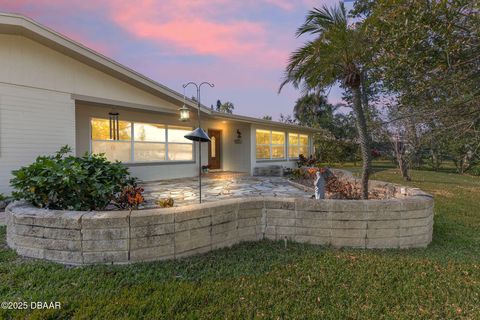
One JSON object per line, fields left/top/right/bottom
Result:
{"left": 179, "top": 89, "right": 190, "bottom": 121}
{"left": 179, "top": 105, "right": 190, "bottom": 121}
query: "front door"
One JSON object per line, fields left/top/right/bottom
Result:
{"left": 208, "top": 129, "right": 221, "bottom": 169}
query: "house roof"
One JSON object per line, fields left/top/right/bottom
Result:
{"left": 210, "top": 111, "right": 323, "bottom": 133}
{"left": 0, "top": 12, "right": 322, "bottom": 133}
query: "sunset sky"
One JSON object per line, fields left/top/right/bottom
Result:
{"left": 0, "top": 0, "right": 353, "bottom": 119}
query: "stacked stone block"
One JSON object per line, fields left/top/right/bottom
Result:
{"left": 5, "top": 183, "right": 434, "bottom": 265}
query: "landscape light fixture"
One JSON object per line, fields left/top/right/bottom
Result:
{"left": 182, "top": 81, "right": 214, "bottom": 203}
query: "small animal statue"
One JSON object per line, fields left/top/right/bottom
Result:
{"left": 314, "top": 168, "right": 333, "bottom": 199}
{"left": 314, "top": 171, "right": 326, "bottom": 199}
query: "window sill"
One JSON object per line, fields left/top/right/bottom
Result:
{"left": 122, "top": 160, "right": 195, "bottom": 167}
{"left": 256, "top": 158, "right": 302, "bottom": 163}
{"left": 256, "top": 159, "right": 287, "bottom": 163}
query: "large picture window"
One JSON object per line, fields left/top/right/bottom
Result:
{"left": 288, "top": 133, "right": 309, "bottom": 158}
{"left": 91, "top": 118, "right": 132, "bottom": 162}
{"left": 256, "top": 129, "right": 285, "bottom": 160}
{"left": 91, "top": 118, "right": 193, "bottom": 163}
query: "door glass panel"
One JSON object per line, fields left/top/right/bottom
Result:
{"left": 211, "top": 136, "right": 216, "bottom": 158}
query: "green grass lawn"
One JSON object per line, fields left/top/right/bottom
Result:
{"left": 1, "top": 163, "right": 479, "bottom": 319}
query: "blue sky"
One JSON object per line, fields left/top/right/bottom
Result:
{"left": 0, "top": 0, "right": 354, "bottom": 119}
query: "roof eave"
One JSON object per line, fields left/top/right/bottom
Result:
{"left": 208, "top": 111, "right": 323, "bottom": 133}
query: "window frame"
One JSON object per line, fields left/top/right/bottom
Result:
{"left": 89, "top": 117, "right": 194, "bottom": 164}
{"left": 255, "top": 129, "right": 286, "bottom": 160}
{"left": 287, "top": 132, "right": 310, "bottom": 160}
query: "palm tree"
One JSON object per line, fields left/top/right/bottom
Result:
{"left": 279, "top": 3, "right": 372, "bottom": 199}
{"left": 293, "top": 93, "right": 335, "bottom": 129}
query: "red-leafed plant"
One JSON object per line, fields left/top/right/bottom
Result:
{"left": 115, "top": 185, "right": 145, "bottom": 210}
{"left": 297, "top": 154, "right": 317, "bottom": 168}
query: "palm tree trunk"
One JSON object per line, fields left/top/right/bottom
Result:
{"left": 351, "top": 87, "right": 372, "bottom": 199}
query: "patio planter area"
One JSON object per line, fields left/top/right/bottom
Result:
{"left": 141, "top": 173, "right": 312, "bottom": 207}
{"left": 5, "top": 178, "right": 434, "bottom": 265}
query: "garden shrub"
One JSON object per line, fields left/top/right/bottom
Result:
{"left": 314, "top": 138, "right": 361, "bottom": 165}
{"left": 10, "top": 146, "right": 138, "bottom": 211}
{"left": 468, "top": 166, "right": 480, "bottom": 176}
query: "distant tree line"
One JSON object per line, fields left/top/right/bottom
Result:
{"left": 211, "top": 100, "right": 234, "bottom": 114}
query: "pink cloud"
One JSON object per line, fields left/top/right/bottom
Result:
{"left": 104, "top": 0, "right": 290, "bottom": 69}
{"left": 0, "top": 0, "right": 337, "bottom": 70}
{"left": 62, "top": 31, "right": 116, "bottom": 57}
{"left": 0, "top": 0, "right": 346, "bottom": 114}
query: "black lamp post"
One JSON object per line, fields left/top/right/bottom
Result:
{"left": 182, "top": 81, "right": 214, "bottom": 203}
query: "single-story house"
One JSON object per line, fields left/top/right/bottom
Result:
{"left": 0, "top": 13, "right": 321, "bottom": 194}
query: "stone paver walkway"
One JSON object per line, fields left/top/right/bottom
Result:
{"left": 141, "top": 174, "right": 312, "bottom": 207}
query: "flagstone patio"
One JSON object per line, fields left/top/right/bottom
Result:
{"left": 141, "top": 173, "right": 313, "bottom": 207}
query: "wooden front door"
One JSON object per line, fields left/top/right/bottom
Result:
{"left": 208, "top": 129, "right": 221, "bottom": 169}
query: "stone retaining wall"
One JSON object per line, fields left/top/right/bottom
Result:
{"left": 5, "top": 186, "right": 433, "bottom": 265}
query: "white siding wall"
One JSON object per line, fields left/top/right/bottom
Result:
{"left": 0, "top": 83, "right": 75, "bottom": 194}
{"left": 0, "top": 34, "right": 180, "bottom": 111}
{"left": 201, "top": 119, "right": 251, "bottom": 173}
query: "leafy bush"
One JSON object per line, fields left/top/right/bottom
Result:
{"left": 314, "top": 137, "right": 361, "bottom": 165}
{"left": 10, "top": 146, "right": 138, "bottom": 211}
{"left": 468, "top": 166, "right": 480, "bottom": 176}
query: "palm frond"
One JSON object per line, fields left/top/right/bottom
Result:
{"left": 295, "top": 3, "right": 347, "bottom": 38}
{"left": 279, "top": 3, "right": 362, "bottom": 94}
